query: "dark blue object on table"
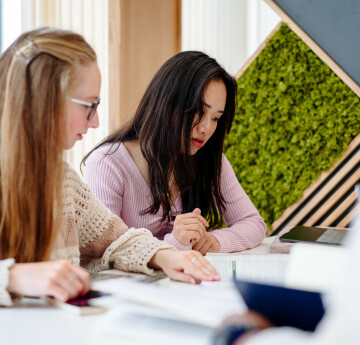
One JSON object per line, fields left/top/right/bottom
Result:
{"left": 234, "top": 280, "right": 325, "bottom": 332}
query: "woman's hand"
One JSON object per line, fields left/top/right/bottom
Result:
{"left": 8, "top": 260, "right": 91, "bottom": 302}
{"left": 217, "top": 311, "right": 273, "bottom": 345}
{"left": 172, "top": 208, "right": 208, "bottom": 245}
{"left": 192, "top": 232, "right": 220, "bottom": 255}
{"left": 149, "top": 249, "right": 220, "bottom": 284}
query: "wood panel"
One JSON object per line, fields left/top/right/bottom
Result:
{"left": 108, "top": 0, "right": 181, "bottom": 131}
{"left": 270, "top": 134, "right": 360, "bottom": 234}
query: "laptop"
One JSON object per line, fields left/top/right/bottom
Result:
{"left": 234, "top": 279, "right": 325, "bottom": 332}
{"left": 279, "top": 225, "right": 349, "bottom": 245}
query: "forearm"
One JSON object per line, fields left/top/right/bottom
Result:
{"left": 211, "top": 217, "right": 266, "bottom": 253}
{"left": 107, "top": 228, "right": 173, "bottom": 275}
{"left": 148, "top": 247, "right": 177, "bottom": 270}
{"left": 218, "top": 155, "right": 267, "bottom": 252}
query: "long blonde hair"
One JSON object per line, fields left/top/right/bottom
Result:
{"left": 0, "top": 28, "right": 96, "bottom": 262}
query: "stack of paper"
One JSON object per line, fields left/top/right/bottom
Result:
{"left": 89, "top": 278, "right": 246, "bottom": 345}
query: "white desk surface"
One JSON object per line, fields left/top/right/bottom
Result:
{"left": 0, "top": 236, "right": 275, "bottom": 345}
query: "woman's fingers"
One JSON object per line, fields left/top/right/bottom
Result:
{"left": 8, "top": 260, "right": 91, "bottom": 302}
{"left": 173, "top": 223, "right": 205, "bottom": 245}
{"left": 178, "top": 217, "right": 206, "bottom": 229}
{"left": 182, "top": 231, "right": 202, "bottom": 245}
{"left": 192, "top": 208, "right": 209, "bottom": 227}
{"left": 185, "top": 251, "right": 220, "bottom": 280}
{"left": 192, "top": 233, "right": 220, "bottom": 254}
{"left": 192, "top": 235, "right": 206, "bottom": 251}
{"left": 72, "top": 265, "right": 91, "bottom": 294}
{"left": 45, "top": 280, "right": 71, "bottom": 302}
{"left": 150, "top": 249, "right": 220, "bottom": 283}
{"left": 194, "top": 240, "right": 212, "bottom": 255}
{"left": 173, "top": 209, "right": 210, "bottom": 246}
{"left": 167, "top": 270, "right": 198, "bottom": 284}
{"left": 55, "top": 274, "right": 82, "bottom": 300}
{"left": 51, "top": 263, "right": 89, "bottom": 300}
{"left": 177, "top": 211, "right": 209, "bottom": 227}
{"left": 181, "top": 223, "right": 206, "bottom": 235}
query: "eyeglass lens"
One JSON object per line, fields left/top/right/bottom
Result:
{"left": 87, "top": 98, "right": 100, "bottom": 121}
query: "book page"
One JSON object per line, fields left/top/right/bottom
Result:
{"left": 93, "top": 278, "right": 246, "bottom": 328}
{"left": 205, "top": 253, "right": 289, "bottom": 284}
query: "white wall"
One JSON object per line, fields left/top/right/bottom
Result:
{"left": 181, "top": 0, "right": 280, "bottom": 76}
{"left": 1, "top": 0, "right": 109, "bottom": 175}
{"left": 1, "top": 0, "right": 22, "bottom": 52}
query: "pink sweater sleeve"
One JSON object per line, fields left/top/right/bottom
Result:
{"left": 84, "top": 148, "right": 124, "bottom": 216}
{"left": 210, "top": 155, "right": 267, "bottom": 252}
{"left": 163, "top": 232, "right": 192, "bottom": 251}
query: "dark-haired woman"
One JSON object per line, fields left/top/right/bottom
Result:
{"left": 83, "top": 51, "right": 266, "bottom": 254}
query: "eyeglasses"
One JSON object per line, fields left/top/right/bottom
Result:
{"left": 71, "top": 96, "right": 101, "bottom": 121}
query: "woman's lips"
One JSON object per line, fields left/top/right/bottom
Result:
{"left": 192, "top": 138, "right": 204, "bottom": 148}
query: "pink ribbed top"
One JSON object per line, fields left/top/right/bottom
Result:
{"left": 84, "top": 143, "right": 266, "bottom": 253}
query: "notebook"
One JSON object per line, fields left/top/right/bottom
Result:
{"left": 234, "top": 279, "right": 325, "bottom": 332}
{"left": 280, "top": 225, "right": 349, "bottom": 245}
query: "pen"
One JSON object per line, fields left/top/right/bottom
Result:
{"left": 232, "top": 260, "right": 236, "bottom": 280}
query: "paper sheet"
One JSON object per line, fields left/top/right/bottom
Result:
{"left": 205, "top": 253, "right": 290, "bottom": 284}
{"left": 93, "top": 278, "right": 245, "bottom": 328}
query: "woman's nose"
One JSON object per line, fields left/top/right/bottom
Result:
{"left": 88, "top": 111, "right": 100, "bottom": 129}
{"left": 197, "top": 117, "right": 211, "bottom": 134}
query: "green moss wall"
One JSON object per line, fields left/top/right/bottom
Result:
{"left": 224, "top": 24, "right": 360, "bottom": 231}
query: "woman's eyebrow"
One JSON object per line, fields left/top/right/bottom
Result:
{"left": 203, "top": 101, "right": 224, "bottom": 113}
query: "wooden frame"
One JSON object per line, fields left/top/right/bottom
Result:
{"left": 270, "top": 134, "right": 360, "bottom": 234}
{"left": 264, "top": 0, "right": 360, "bottom": 98}
{"left": 108, "top": 0, "right": 122, "bottom": 132}
{"left": 235, "top": 22, "right": 282, "bottom": 80}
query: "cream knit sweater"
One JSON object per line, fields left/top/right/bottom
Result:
{"left": 0, "top": 163, "right": 172, "bottom": 306}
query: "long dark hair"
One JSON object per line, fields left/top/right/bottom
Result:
{"left": 83, "top": 51, "right": 237, "bottom": 228}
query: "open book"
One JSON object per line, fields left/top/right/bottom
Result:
{"left": 205, "top": 245, "right": 348, "bottom": 292}
{"left": 89, "top": 246, "right": 348, "bottom": 344}
{"left": 93, "top": 278, "right": 245, "bottom": 327}
{"left": 90, "top": 277, "right": 246, "bottom": 345}
{"left": 205, "top": 253, "right": 290, "bottom": 285}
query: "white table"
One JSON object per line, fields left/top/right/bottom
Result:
{"left": 0, "top": 237, "right": 275, "bottom": 345}
{"left": 0, "top": 297, "right": 100, "bottom": 345}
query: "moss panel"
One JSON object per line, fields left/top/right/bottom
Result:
{"left": 224, "top": 24, "right": 360, "bottom": 231}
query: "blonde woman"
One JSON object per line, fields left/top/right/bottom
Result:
{"left": 0, "top": 28, "right": 219, "bottom": 307}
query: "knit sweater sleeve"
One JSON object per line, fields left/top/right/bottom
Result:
{"left": 209, "top": 155, "right": 267, "bottom": 253}
{"left": 63, "top": 165, "right": 173, "bottom": 274}
{"left": 0, "top": 259, "right": 15, "bottom": 307}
